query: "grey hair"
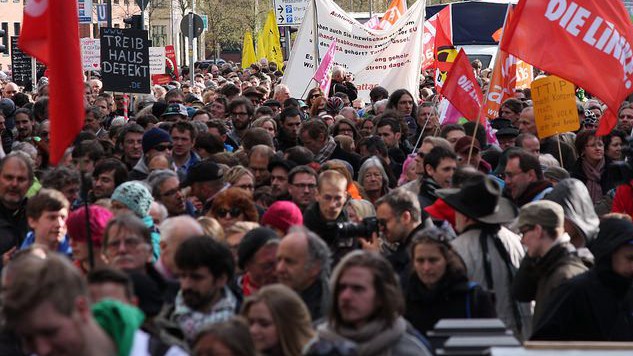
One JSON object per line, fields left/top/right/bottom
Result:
{"left": 147, "top": 169, "right": 178, "bottom": 199}
{"left": 159, "top": 215, "right": 204, "bottom": 243}
{"left": 357, "top": 156, "right": 389, "bottom": 190}
{"left": 288, "top": 225, "right": 331, "bottom": 280}
{"left": 376, "top": 189, "right": 422, "bottom": 223}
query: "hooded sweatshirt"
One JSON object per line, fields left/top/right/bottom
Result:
{"left": 92, "top": 299, "right": 144, "bottom": 356}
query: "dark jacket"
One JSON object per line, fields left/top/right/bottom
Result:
{"left": 276, "top": 128, "right": 297, "bottom": 152}
{"left": 329, "top": 144, "right": 361, "bottom": 180}
{"left": 531, "top": 218, "right": 633, "bottom": 341}
{"left": 540, "top": 137, "right": 577, "bottom": 171}
{"left": 418, "top": 178, "right": 441, "bottom": 208}
{"left": 303, "top": 201, "right": 357, "bottom": 264}
{"left": 512, "top": 180, "right": 553, "bottom": 207}
{"left": 329, "top": 80, "right": 358, "bottom": 101}
{"left": 300, "top": 278, "right": 329, "bottom": 322}
{"left": 512, "top": 242, "right": 588, "bottom": 326}
{"left": 405, "top": 272, "right": 496, "bottom": 335}
{"left": 0, "top": 200, "right": 28, "bottom": 256}
{"left": 385, "top": 223, "right": 427, "bottom": 291}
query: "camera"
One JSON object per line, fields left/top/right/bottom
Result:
{"left": 336, "top": 217, "right": 379, "bottom": 239}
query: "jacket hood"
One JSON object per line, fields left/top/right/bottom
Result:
{"left": 545, "top": 178, "right": 599, "bottom": 244}
{"left": 590, "top": 218, "right": 633, "bottom": 265}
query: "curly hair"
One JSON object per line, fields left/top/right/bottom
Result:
{"left": 210, "top": 188, "right": 259, "bottom": 222}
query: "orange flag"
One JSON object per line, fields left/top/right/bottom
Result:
{"left": 442, "top": 49, "right": 483, "bottom": 122}
{"left": 500, "top": 0, "right": 633, "bottom": 135}
{"left": 378, "top": 0, "right": 407, "bottom": 30}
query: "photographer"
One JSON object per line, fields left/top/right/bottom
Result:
{"left": 363, "top": 189, "right": 433, "bottom": 290}
{"left": 328, "top": 66, "right": 358, "bottom": 102}
{"left": 304, "top": 170, "right": 357, "bottom": 264}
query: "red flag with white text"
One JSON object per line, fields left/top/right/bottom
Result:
{"left": 500, "top": 0, "right": 633, "bottom": 135}
{"left": 19, "top": 0, "right": 84, "bottom": 164}
{"left": 441, "top": 49, "right": 483, "bottom": 122}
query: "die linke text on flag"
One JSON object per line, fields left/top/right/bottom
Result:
{"left": 441, "top": 49, "right": 483, "bottom": 122}
{"left": 500, "top": 0, "right": 633, "bottom": 135}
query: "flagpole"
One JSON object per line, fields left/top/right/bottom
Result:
{"left": 312, "top": 0, "right": 320, "bottom": 69}
{"left": 412, "top": 117, "right": 430, "bottom": 154}
{"left": 467, "top": 111, "right": 481, "bottom": 166}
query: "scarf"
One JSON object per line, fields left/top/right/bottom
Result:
{"left": 582, "top": 157, "right": 605, "bottom": 202}
{"left": 318, "top": 317, "right": 406, "bottom": 356}
{"left": 315, "top": 136, "right": 337, "bottom": 163}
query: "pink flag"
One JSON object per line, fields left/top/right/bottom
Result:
{"left": 365, "top": 15, "right": 380, "bottom": 30}
{"left": 313, "top": 40, "right": 337, "bottom": 96}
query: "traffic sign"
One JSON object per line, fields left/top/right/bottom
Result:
{"left": 180, "top": 13, "right": 204, "bottom": 38}
{"left": 274, "top": 0, "right": 309, "bottom": 26}
{"left": 96, "top": 4, "right": 108, "bottom": 23}
{"left": 77, "top": 0, "right": 93, "bottom": 24}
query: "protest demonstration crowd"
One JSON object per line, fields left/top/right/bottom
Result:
{"left": 0, "top": 0, "right": 632, "bottom": 355}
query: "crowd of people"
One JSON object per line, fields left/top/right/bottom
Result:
{"left": 0, "top": 57, "right": 631, "bottom": 356}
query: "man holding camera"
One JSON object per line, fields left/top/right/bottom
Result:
{"left": 365, "top": 190, "right": 432, "bottom": 290}
{"left": 328, "top": 66, "right": 358, "bottom": 102}
{"left": 304, "top": 170, "right": 357, "bottom": 264}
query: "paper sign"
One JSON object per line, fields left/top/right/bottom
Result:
{"left": 149, "top": 47, "right": 165, "bottom": 75}
{"left": 532, "top": 76, "right": 579, "bottom": 139}
{"left": 100, "top": 27, "right": 151, "bottom": 93}
{"left": 81, "top": 38, "right": 101, "bottom": 71}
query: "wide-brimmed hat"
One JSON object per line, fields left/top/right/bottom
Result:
{"left": 436, "top": 175, "right": 518, "bottom": 224}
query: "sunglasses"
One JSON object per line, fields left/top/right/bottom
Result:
{"left": 154, "top": 144, "right": 173, "bottom": 152}
{"left": 215, "top": 207, "right": 242, "bottom": 218}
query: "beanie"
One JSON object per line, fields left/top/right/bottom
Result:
{"left": 142, "top": 128, "right": 172, "bottom": 153}
{"left": 66, "top": 205, "right": 114, "bottom": 247}
{"left": 111, "top": 181, "right": 153, "bottom": 217}
{"left": 261, "top": 201, "right": 303, "bottom": 235}
{"left": 237, "top": 227, "right": 279, "bottom": 270}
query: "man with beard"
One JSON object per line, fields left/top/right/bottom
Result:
{"left": 268, "top": 158, "right": 296, "bottom": 199}
{"left": 116, "top": 123, "right": 145, "bottom": 171}
{"left": 0, "top": 153, "right": 33, "bottom": 259}
{"left": 14, "top": 108, "right": 38, "bottom": 145}
{"left": 227, "top": 96, "right": 254, "bottom": 147}
{"left": 277, "top": 107, "right": 302, "bottom": 151}
{"left": 169, "top": 236, "right": 238, "bottom": 343}
{"left": 91, "top": 159, "right": 128, "bottom": 202}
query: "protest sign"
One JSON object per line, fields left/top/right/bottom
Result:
{"left": 282, "top": 0, "right": 425, "bottom": 101}
{"left": 11, "top": 36, "right": 34, "bottom": 87}
{"left": 442, "top": 49, "right": 483, "bottom": 122}
{"left": 81, "top": 38, "right": 101, "bottom": 71}
{"left": 501, "top": 0, "right": 633, "bottom": 135}
{"left": 149, "top": 47, "right": 165, "bottom": 75}
{"left": 100, "top": 27, "right": 150, "bottom": 93}
{"left": 532, "top": 75, "right": 579, "bottom": 139}
{"left": 151, "top": 45, "right": 178, "bottom": 85}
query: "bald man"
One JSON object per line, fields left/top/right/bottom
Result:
{"left": 155, "top": 216, "right": 204, "bottom": 283}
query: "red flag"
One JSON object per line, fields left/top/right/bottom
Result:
{"left": 500, "top": 0, "right": 633, "bottom": 135}
{"left": 441, "top": 50, "right": 483, "bottom": 122}
{"left": 433, "top": 5, "right": 457, "bottom": 91}
{"left": 19, "top": 0, "right": 84, "bottom": 165}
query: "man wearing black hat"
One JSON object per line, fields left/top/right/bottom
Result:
{"left": 129, "top": 128, "right": 174, "bottom": 181}
{"left": 182, "top": 160, "right": 227, "bottom": 216}
{"left": 496, "top": 127, "right": 519, "bottom": 151}
{"left": 161, "top": 103, "right": 189, "bottom": 122}
{"left": 438, "top": 175, "right": 532, "bottom": 339}
{"left": 531, "top": 217, "right": 633, "bottom": 341}
{"left": 237, "top": 227, "right": 279, "bottom": 297}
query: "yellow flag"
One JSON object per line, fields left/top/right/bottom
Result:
{"left": 264, "top": 10, "right": 283, "bottom": 68}
{"left": 256, "top": 29, "right": 267, "bottom": 62}
{"left": 242, "top": 31, "right": 257, "bottom": 69}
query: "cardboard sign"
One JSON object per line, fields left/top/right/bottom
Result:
{"left": 149, "top": 47, "right": 165, "bottom": 75}
{"left": 100, "top": 27, "right": 150, "bottom": 93}
{"left": 81, "top": 38, "right": 101, "bottom": 71}
{"left": 532, "top": 76, "right": 579, "bottom": 139}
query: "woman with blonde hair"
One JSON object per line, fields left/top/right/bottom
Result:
{"left": 225, "top": 165, "right": 256, "bottom": 197}
{"left": 346, "top": 199, "right": 376, "bottom": 224}
{"left": 241, "top": 284, "right": 315, "bottom": 356}
{"left": 197, "top": 216, "right": 225, "bottom": 241}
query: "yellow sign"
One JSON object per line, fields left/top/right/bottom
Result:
{"left": 531, "top": 75, "right": 579, "bottom": 139}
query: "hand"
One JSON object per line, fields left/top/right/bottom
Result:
{"left": 3, "top": 246, "right": 17, "bottom": 266}
{"left": 360, "top": 231, "right": 380, "bottom": 252}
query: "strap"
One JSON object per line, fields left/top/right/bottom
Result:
{"left": 479, "top": 232, "right": 494, "bottom": 290}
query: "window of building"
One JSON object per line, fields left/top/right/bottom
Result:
{"left": 151, "top": 25, "right": 167, "bottom": 47}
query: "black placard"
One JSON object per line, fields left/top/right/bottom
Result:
{"left": 10, "top": 36, "right": 33, "bottom": 87}
{"left": 100, "top": 27, "right": 150, "bottom": 93}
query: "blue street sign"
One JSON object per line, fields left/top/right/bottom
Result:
{"left": 97, "top": 4, "right": 108, "bottom": 23}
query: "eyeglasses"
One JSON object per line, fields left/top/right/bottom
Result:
{"left": 105, "top": 237, "right": 144, "bottom": 252}
{"left": 153, "top": 144, "right": 173, "bottom": 152}
{"left": 291, "top": 183, "right": 317, "bottom": 190}
{"left": 519, "top": 225, "right": 536, "bottom": 236}
{"left": 215, "top": 207, "right": 242, "bottom": 218}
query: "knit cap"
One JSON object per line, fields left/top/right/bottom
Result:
{"left": 66, "top": 205, "right": 114, "bottom": 247}
{"left": 111, "top": 181, "right": 153, "bottom": 217}
{"left": 261, "top": 201, "right": 303, "bottom": 235}
{"left": 142, "top": 128, "right": 172, "bottom": 153}
{"left": 237, "top": 227, "right": 279, "bottom": 270}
